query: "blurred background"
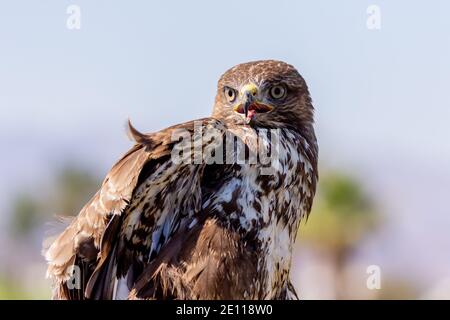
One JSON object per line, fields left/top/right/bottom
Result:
{"left": 0, "top": 1, "right": 449, "bottom": 299}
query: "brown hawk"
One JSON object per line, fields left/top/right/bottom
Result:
{"left": 44, "top": 60, "right": 318, "bottom": 300}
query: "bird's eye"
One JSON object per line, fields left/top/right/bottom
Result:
{"left": 224, "top": 87, "right": 237, "bottom": 103}
{"left": 269, "top": 85, "right": 286, "bottom": 100}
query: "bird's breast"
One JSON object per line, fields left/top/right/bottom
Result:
{"left": 201, "top": 128, "right": 316, "bottom": 297}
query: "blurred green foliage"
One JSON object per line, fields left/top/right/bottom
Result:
{"left": 298, "top": 171, "right": 384, "bottom": 299}
{"left": 2, "top": 165, "right": 100, "bottom": 299}
{"left": 0, "top": 277, "right": 49, "bottom": 300}
{"left": 9, "top": 165, "right": 100, "bottom": 239}
{"left": 53, "top": 166, "right": 100, "bottom": 216}
{"left": 10, "top": 194, "right": 40, "bottom": 236}
{"left": 300, "top": 172, "right": 378, "bottom": 250}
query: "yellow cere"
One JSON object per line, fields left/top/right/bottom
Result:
{"left": 240, "top": 83, "right": 258, "bottom": 98}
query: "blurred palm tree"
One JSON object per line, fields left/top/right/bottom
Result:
{"left": 298, "top": 171, "right": 379, "bottom": 299}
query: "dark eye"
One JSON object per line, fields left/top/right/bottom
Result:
{"left": 269, "top": 85, "right": 286, "bottom": 100}
{"left": 224, "top": 87, "right": 237, "bottom": 103}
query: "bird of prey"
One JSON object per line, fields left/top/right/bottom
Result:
{"left": 44, "top": 60, "right": 318, "bottom": 300}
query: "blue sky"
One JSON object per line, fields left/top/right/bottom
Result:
{"left": 1, "top": 1, "right": 449, "bottom": 166}
{"left": 0, "top": 1, "right": 449, "bottom": 288}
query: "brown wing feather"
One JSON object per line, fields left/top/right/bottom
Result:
{"left": 44, "top": 141, "right": 150, "bottom": 298}
{"left": 44, "top": 117, "right": 225, "bottom": 299}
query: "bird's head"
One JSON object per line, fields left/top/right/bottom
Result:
{"left": 213, "top": 60, "right": 314, "bottom": 130}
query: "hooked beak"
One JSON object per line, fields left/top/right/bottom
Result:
{"left": 233, "top": 84, "right": 273, "bottom": 123}
{"left": 242, "top": 91, "right": 254, "bottom": 118}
